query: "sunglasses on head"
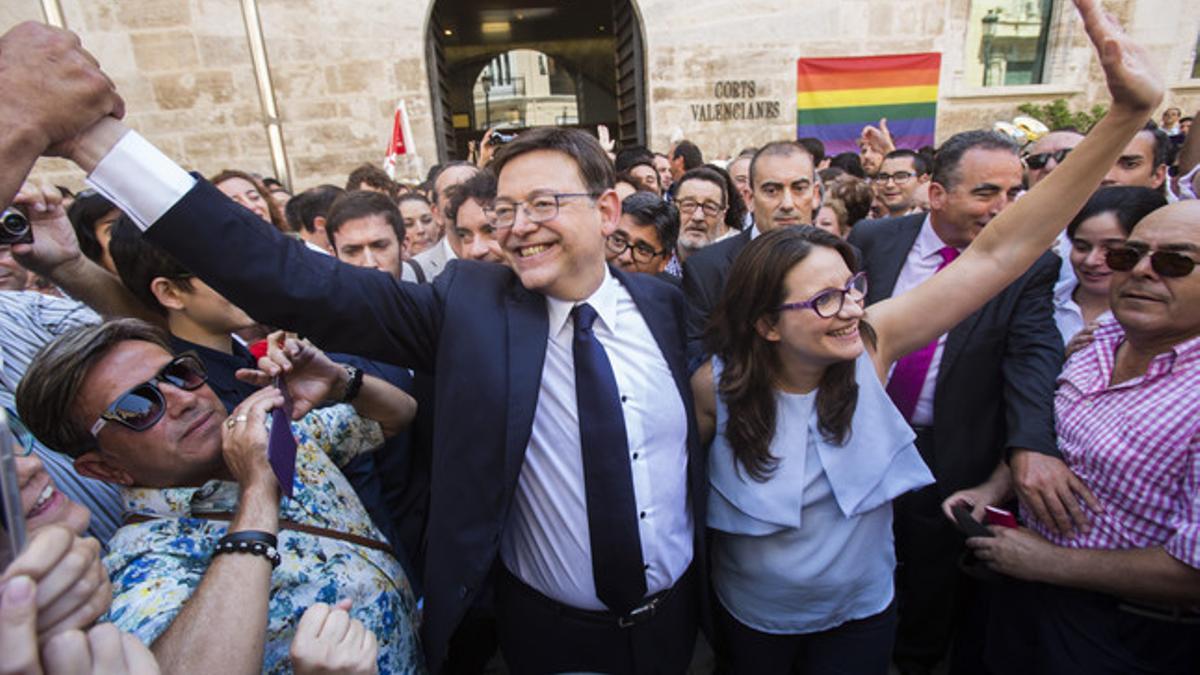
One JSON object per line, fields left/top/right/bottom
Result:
{"left": 89, "top": 353, "right": 208, "bottom": 437}
{"left": 1023, "top": 148, "right": 1072, "bottom": 170}
{"left": 1105, "top": 244, "right": 1198, "bottom": 278}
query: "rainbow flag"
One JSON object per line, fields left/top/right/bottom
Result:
{"left": 796, "top": 53, "right": 941, "bottom": 156}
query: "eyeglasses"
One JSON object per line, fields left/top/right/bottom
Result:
{"left": 1105, "top": 244, "right": 1197, "bottom": 278}
{"left": 90, "top": 353, "right": 208, "bottom": 437}
{"left": 606, "top": 234, "right": 665, "bottom": 264}
{"left": 873, "top": 171, "right": 915, "bottom": 185}
{"left": 677, "top": 199, "right": 725, "bottom": 218}
{"left": 774, "top": 272, "right": 868, "bottom": 318}
{"left": 4, "top": 409, "right": 34, "bottom": 456}
{"left": 1023, "top": 148, "right": 1072, "bottom": 170}
{"left": 485, "top": 193, "right": 597, "bottom": 229}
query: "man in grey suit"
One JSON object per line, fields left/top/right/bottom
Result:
{"left": 848, "top": 130, "right": 1086, "bottom": 674}
{"left": 410, "top": 161, "right": 479, "bottom": 281}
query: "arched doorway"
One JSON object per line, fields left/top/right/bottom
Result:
{"left": 426, "top": 0, "right": 646, "bottom": 161}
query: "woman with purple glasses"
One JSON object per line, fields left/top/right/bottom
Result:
{"left": 690, "top": 2, "right": 1163, "bottom": 670}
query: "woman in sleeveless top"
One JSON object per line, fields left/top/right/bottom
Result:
{"left": 690, "top": 6, "right": 1162, "bottom": 669}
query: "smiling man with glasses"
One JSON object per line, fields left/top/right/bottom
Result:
{"left": 604, "top": 192, "right": 679, "bottom": 277}
{"left": 61, "top": 117, "right": 706, "bottom": 673}
{"left": 873, "top": 149, "right": 931, "bottom": 218}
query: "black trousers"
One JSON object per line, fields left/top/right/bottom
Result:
{"left": 716, "top": 599, "right": 897, "bottom": 675}
{"left": 892, "top": 428, "right": 989, "bottom": 675}
{"left": 495, "top": 566, "right": 698, "bottom": 675}
{"left": 985, "top": 578, "right": 1200, "bottom": 675}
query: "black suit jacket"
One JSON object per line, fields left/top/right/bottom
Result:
{"left": 681, "top": 230, "right": 752, "bottom": 364}
{"left": 847, "top": 213, "right": 1063, "bottom": 496}
{"left": 146, "top": 180, "right": 709, "bottom": 672}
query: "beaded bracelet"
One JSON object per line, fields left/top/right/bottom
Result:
{"left": 214, "top": 530, "right": 281, "bottom": 569}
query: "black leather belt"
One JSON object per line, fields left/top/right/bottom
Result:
{"left": 1117, "top": 599, "right": 1200, "bottom": 625}
{"left": 501, "top": 565, "right": 689, "bottom": 629}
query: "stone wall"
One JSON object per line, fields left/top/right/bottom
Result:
{"left": 4, "top": 0, "right": 1198, "bottom": 192}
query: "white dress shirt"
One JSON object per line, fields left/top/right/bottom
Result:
{"left": 88, "top": 130, "right": 695, "bottom": 611}
{"left": 889, "top": 215, "right": 959, "bottom": 426}
{"left": 501, "top": 267, "right": 693, "bottom": 610}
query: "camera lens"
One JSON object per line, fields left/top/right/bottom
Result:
{"left": 0, "top": 209, "right": 30, "bottom": 244}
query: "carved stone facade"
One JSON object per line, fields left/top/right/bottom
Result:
{"left": 5, "top": 0, "right": 1198, "bottom": 191}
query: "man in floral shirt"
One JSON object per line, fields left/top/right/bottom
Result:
{"left": 17, "top": 318, "right": 425, "bottom": 674}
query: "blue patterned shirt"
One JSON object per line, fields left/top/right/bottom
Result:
{"left": 101, "top": 404, "right": 425, "bottom": 674}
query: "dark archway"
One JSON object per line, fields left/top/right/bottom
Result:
{"left": 426, "top": 0, "right": 646, "bottom": 161}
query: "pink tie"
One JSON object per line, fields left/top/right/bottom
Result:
{"left": 886, "top": 246, "right": 960, "bottom": 422}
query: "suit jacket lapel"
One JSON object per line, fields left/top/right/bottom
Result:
{"left": 872, "top": 215, "right": 923, "bottom": 301}
{"left": 504, "top": 281, "right": 548, "bottom": 484}
{"left": 938, "top": 305, "right": 984, "bottom": 386}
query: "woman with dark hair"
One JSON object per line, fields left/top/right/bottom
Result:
{"left": 691, "top": 8, "right": 1161, "bottom": 668}
{"left": 1055, "top": 185, "right": 1165, "bottom": 346}
{"left": 210, "top": 169, "right": 288, "bottom": 232}
{"left": 396, "top": 192, "right": 438, "bottom": 257}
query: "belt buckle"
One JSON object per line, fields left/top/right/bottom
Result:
{"left": 618, "top": 596, "right": 661, "bottom": 628}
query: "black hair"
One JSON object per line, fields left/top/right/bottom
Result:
{"left": 931, "top": 130, "right": 1019, "bottom": 189}
{"left": 621, "top": 192, "right": 679, "bottom": 254}
{"left": 108, "top": 215, "right": 193, "bottom": 316}
{"left": 883, "top": 149, "right": 931, "bottom": 176}
{"left": 1065, "top": 186, "right": 1166, "bottom": 240}
{"left": 325, "top": 190, "right": 405, "bottom": 249}
{"left": 66, "top": 192, "right": 118, "bottom": 265}
{"left": 671, "top": 140, "right": 704, "bottom": 171}
{"left": 1139, "top": 122, "right": 1171, "bottom": 170}
{"left": 828, "top": 152, "right": 865, "bottom": 179}
{"left": 446, "top": 170, "right": 498, "bottom": 224}
{"left": 750, "top": 141, "right": 817, "bottom": 187}
{"left": 491, "top": 128, "right": 615, "bottom": 196}
{"left": 797, "top": 137, "right": 826, "bottom": 164}
{"left": 345, "top": 163, "right": 398, "bottom": 199}
{"left": 284, "top": 184, "right": 343, "bottom": 233}
{"left": 615, "top": 146, "right": 655, "bottom": 173}
{"left": 676, "top": 165, "right": 746, "bottom": 231}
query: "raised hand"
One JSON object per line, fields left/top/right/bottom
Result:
{"left": 9, "top": 181, "right": 84, "bottom": 278}
{"left": 1074, "top": 0, "right": 1162, "bottom": 115}
{"left": 0, "top": 23, "right": 124, "bottom": 158}
{"left": 860, "top": 118, "right": 895, "bottom": 156}
{"left": 237, "top": 331, "right": 345, "bottom": 419}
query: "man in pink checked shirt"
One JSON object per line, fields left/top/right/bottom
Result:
{"left": 946, "top": 199, "right": 1200, "bottom": 674}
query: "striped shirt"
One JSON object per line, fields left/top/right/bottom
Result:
{"left": 0, "top": 291, "right": 123, "bottom": 543}
{"left": 1027, "top": 319, "right": 1200, "bottom": 569}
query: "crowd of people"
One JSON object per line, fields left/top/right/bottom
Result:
{"left": 1, "top": 1, "right": 1198, "bottom": 673}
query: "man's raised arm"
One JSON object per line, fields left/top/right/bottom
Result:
{"left": 64, "top": 118, "right": 441, "bottom": 370}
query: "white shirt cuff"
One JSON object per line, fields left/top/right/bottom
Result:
{"left": 85, "top": 131, "right": 196, "bottom": 232}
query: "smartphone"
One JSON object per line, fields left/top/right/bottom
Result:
{"left": 985, "top": 506, "right": 1019, "bottom": 529}
{"left": 0, "top": 411, "right": 28, "bottom": 571}
{"left": 951, "top": 504, "right": 993, "bottom": 538}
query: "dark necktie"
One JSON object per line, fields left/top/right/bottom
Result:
{"left": 268, "top": 374, "right": 298, "bottom": 498}
{"left": 886, "top": 246, "right": 960, "bottom": 421}
{"left": 572, "top": 303, "right": 647, "bottom": 615}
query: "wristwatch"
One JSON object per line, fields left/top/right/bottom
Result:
{"left": 338, "top": 364, "right": 364, "bottom": 403}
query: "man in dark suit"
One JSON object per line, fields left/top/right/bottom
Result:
{"left": 682, "top": 141, "right": 821, "bottom": 358}
{"left": 847, "top": 130, "right": 1065, "bottom": 674}
{"left": 67, "top": 120, "right": 705, "bottom": 675}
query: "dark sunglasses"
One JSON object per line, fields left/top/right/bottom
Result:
{"left": 89, "top": 353, "right": 208, "bottom": 437}
{"left": 1023, "top": 148, "right": 1072, "bottom": 170}
{"left": 1105, "top": 245, "right": 1198, "bottom": 278}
